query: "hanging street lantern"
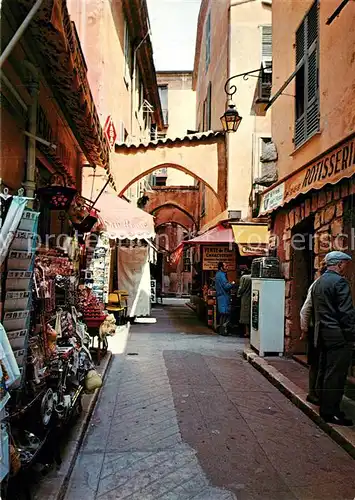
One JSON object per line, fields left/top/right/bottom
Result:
{"left": 220, "top": 103, "right": 242, "bottom": 133}
{"left": 36, "top": 174, "right": 77, "bottom": 210}
{"left": 222, "top": 68, "right": 265, "bottom": 133}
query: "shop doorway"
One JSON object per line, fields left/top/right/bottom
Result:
{"left": 344, "top": 194, "right": 355, "bottom": 298}
{"left": 290, "top": 215, "right": 315, "bottom": 353}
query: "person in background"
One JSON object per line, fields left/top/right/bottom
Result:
{"left": 300, "top": 261, "right": 326, "bottom": 406}
{"left": 312, "top": 251, "right": 355, "bottom": 426}
{"left": 237, "top": 268, "right": 252, "bottom": 338}
{"left": 215, "top": 261, "right": 235, "bottom": 336}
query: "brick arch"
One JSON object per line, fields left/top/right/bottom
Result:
{"left": 150, "top": 202, "right": 196, "bottom": 225}
{"left": 153, "top": 205, "right": 196, "bottom": 232}
{"left": 145, "top": 186, "right": 199, "bottom": 225}
{"left": 155, "top": 221, "right": 190, "bottom": 233}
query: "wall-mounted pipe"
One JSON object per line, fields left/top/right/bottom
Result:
{"left": 23, "top": 61, "right": 39, "bottom": 206}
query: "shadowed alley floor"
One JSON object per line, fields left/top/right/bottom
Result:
{"left": 65, "top": 300, "right": 355, "bottom": 500}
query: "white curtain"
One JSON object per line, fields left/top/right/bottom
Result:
{"left": 117, "top": 246, "right": 151, "bottom": 317}
{"left": 0, "top": 197, "right": 28, "bottom": 267}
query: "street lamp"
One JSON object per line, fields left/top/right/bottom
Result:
{"left": 220, "top": 68, "right": 264, "bottom": 133}
{"left": 220, "top": 102, "right": 242, "bottom": 133}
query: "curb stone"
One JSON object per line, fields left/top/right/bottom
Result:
{"left": 243, "top": 347, "right": 355, "bottom": 460}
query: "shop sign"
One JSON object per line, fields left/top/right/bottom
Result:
{"left": 104, "top": 116, "right": 117, "bottom": 151}
{"left": 260, "top": 183, "right": 285, "bottom": 215}
{"left": 202, "top": 245, "right": 236, "bottom": 271}
{"left": 259, "top": 134, "right": 355, "bottom": 215}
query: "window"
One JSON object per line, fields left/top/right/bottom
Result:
{"left": 124, "top": 20, "right": 132, "bottom": 85}
{"left": 158, "top": 85, "right": 168, "bottom": 126}
{"left": 294, "top": 0, "right": 319, "bottom": 148}
{"left": 202, "top": 82, "right": 212, "bottom": 131}
{"left": 205, "top": 12, "right": 211, "bottom": 72}
{"left": 261, "top": 25, "right": 272, "bottom": 71}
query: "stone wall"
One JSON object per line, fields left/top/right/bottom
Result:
{"left": 271, "top": 177, "right": 355, "bottom": 352}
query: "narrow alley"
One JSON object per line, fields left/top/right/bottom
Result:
{"left": 65, "top": 301, "right": 355, "bottom": 500}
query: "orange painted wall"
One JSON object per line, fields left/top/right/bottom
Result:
{"left": 194, "top": 0, "right": 229, "bottom": 133}
{"left": 272, "top": 0, "right": 355, "bottom": 179}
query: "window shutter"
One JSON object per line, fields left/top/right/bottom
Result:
{"left": 305, "top": 1, "right": 319, "bottom": 137}
{"left": 295, "top": 22, "right": 305, "bottom": 66}
{"left": 262, "top": 25, "right": 272, "bottom": 70}
{"left": 307, "top": 1, "right": 318, "bottom": 48}
{"left": 294, "top": 0, "right": 319, "bottom": 147}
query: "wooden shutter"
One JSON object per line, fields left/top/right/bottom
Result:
{"left": 294, "top": 0, "right": 319, "bottom": 147}
{"left": 262, "top": 25, "right": 272, "bottom": 70}
{"left": 305, "top": 1, "right": 319, "bottom": 137}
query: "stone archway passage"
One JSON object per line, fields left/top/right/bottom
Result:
{"left": 112, "top": 132, "right": 227, "bottom": 210}
{"left": 153, "top": 205, "right": 196, "bottom": 233}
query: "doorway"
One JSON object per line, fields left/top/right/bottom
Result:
{"left": 290, "top": 215, "right": 315, "bottom": 353}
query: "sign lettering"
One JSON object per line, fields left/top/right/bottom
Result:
{"left": 202, "top": 245, "right": 236, "bottom": 271}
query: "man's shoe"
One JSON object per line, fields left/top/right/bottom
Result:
{"left": 320, "top": 414, "right": 353, "bottom": 426}
{"left": 306, "top": 394, "right": 320, "bottom": 406}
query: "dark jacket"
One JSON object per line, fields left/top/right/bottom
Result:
{"left": 312, "top": 270, "right": 355, "bottom": 348}
{"left": 215, "top": 270, "right": 233, "bottom": 314}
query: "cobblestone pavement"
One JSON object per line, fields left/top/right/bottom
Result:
{"left": 66, "top": 300, "right": 355, "bottom": 500}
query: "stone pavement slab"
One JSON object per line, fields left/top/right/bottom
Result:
{"left": 65, "top": 302, "right": 355, "bottom": 500}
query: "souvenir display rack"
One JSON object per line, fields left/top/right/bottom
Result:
{"left": 0, "top": 190, "right": 104, "bottom": 498}
{"left": 85, "top": 233, "right": 111, "bottom": 305}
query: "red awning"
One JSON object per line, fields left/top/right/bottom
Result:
{"left": 184, "top": 225, "right": 234, "bottom": 245}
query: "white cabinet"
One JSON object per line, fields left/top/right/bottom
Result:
{"left": 250, "top": 278, "right": 285, "bottom": 357}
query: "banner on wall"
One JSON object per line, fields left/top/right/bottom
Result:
{"left": 202, "top": 245, "right": 236, "bottom": 271}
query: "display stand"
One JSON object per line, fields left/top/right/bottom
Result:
{"left": 85, "top": 233, "right": 111, "bottom": 304}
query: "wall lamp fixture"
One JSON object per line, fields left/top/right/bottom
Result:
{"left": 220, "top": 68, "right": 264, "bottom": 133}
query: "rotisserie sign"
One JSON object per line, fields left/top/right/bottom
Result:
{"left": 202, "top": 245, "right": 236, "bottom": 271}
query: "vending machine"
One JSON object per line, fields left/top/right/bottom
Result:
{"left": 250, "top": 258, "right": 285, "bottom": 357}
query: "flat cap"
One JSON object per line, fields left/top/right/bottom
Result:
{"left": 325, "top": 251, "right": 352, "bottom": 266}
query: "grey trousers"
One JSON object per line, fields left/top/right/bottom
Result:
{"left": 318, "top": 343, "right": 352, "bottom": 417}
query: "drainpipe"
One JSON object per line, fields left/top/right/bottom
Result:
{"left": 0, "top": 0, "right": 45, "bottom": 68}
{"left": 131, "top": 30, "right": 150, "bottom": 138}
{"left": 23, "top": 61, "right": 39, "bottom": 207}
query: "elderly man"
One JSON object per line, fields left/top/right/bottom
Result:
{"left": 312, "top": 251, "right": 355, "bottom": 426}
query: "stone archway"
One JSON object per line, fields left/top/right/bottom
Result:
{"left": 145, "top": 186, "right": 199, "bottom": 225}
{"left": 152, "top": 204, "right": 196, "bottom": 233}
{"left": 112, "top": 132, "right": 227, "bottom": 210}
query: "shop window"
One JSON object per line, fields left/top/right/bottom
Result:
{"left": 205, "top": 12, "right": 211, "bottom": 72}
{"left": 294, "top": 0, "right": 319, "bottom": 148}
{"left": 158, "top": 85, "right": 168, "bottom": 126}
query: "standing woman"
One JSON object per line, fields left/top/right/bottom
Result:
{"left": 237, "top": 269, "right": 252, "bottom": 337}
